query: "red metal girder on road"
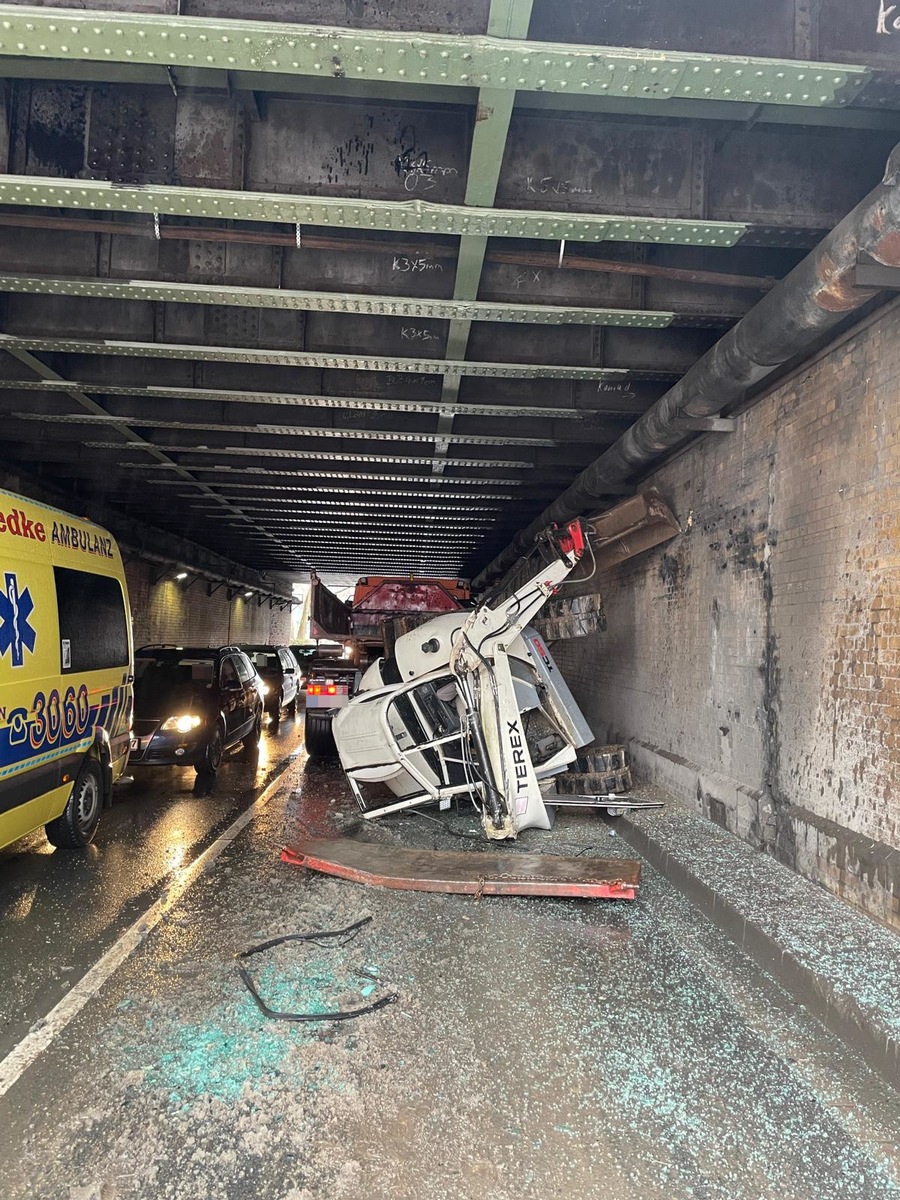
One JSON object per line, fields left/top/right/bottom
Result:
{"left": 281, "top": 837, "right": 640, "bottom": 900}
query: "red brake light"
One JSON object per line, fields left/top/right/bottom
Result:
{"left": 308, "top": 684, "right": 322, "bottom": 695}
{"left": 326, "top": 685, "right": 337, "bottom": 695}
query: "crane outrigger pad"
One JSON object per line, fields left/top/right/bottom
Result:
{"left": 281, "top": 837, "right": 641, "bottom": 900}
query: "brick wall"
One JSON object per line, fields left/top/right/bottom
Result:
{"left": 125, "top": 561, "right": 293, "bottom": 648}
{"left": 555, "top": 301, "right": 900, "bottom": 929}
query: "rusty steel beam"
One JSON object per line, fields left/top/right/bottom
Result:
{"left": 0, "top": 212, "right": 775, "bottom": 291}
{"left": 473, "top": 145, "right": 900, "bottom": 586}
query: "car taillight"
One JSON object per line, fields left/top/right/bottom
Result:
{"left": 326, "top": 685, "right": 337, "bottom": 695}
{"left": 308, "top": 684, "right": 322, "bottom": 695}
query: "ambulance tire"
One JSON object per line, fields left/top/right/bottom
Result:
{"left": 45, "top": 758, "right": 104, "bottom": 849}
{"left": 305, "top": 713, "right": 336, "bottom": 758}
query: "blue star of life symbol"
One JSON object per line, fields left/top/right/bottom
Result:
{"left": 0, "top": 572, "right": 37, "bottom": 668}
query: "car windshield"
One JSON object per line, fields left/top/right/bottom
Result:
{"left": 134, "top": 656, "right": 215, "bottom": 717}
{"left": 249, "top": 651, "right": 280, "bottom": 672}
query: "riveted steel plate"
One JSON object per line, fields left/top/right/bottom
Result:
{"left": 0, "top": 174, "right": 749, "bottom": 246}
{"left": 17, "top": 409, "right": 559, "bottom": 446}
{"left": 0, "top": 9, "right": 869, "bottom": 108}
{"left": 0, "top": 335, "right": 634, "bottom": 378}
{"left": 0, "top": 273, "right": 676, "bottom": 326}
{"left": 83, "top": 441, "right": 534, "bottom": 467}
{"left": 0, "top": 377, "right": 592, "bottom": 419}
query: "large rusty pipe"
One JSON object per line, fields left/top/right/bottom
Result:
{"left": 473, "top": 159, "right": 900, "bottom": 588}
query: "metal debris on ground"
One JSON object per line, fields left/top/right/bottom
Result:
{"left": 282, "top": 837, "right": 642, "bottom": 900}
{"left": 236, "top": 916, "right": 399, "bottom": 1023}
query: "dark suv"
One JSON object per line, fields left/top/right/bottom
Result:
{"left": 130, "top": 645, "right": 265, "bottom": 775}
{"left": 240, "top": 645, "right": 300, "bottom": 721}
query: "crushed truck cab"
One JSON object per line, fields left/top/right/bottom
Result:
{"left": 333, "top": 522, "right": 595, "bottom": 840}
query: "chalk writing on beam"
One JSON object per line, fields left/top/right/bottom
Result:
{"left": 525, "top": 176, "right": 593, "bottom": 195}
{"left": 878, "top": 0, "right": 900, "bottom": 33}
{"left": 401, "top": 327, "right": 440, "bottom": 341}
{"left": 392, "top": 257, "right": 444, "bottom": 273}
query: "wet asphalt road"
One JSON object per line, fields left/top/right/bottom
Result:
{"left": 0, "top": 713, "right": 303, "bottom": 1063}
{"left": 1, "top": 746, "right": 899, "bottom": 1199}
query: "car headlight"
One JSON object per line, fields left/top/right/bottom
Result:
{"left": 161, "top": 714, "right": 203, "bottom": 733}
{"left": 259, "top": 683, "right": 270, "bottom": 696}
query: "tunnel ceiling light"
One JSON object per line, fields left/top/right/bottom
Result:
{"left": 174, "top": 571, "right": 188, "bottom": 581}
{"left": 19, "top": 410, "right": 558, "bottom": 448}
{"left": 0, "top": 334, "right": 639, "bottom": 381}
{"left": 0, "top": 273, "right": 676, "bottom": 328}
{"left": 0, "top": 13, "right": 867, "bottom": 110}
{"left": 0, "top": 379, "right": 600, "bottom": 421}
{"left": 0, "top": 176, "right": 749, "bottom": 248}
{"left": 85, "top": 442, "right": 533, "bottom": 468}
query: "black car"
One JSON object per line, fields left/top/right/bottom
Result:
{"left": 130, "top": 645, "right": 264, "bottom": 775}
{"left": 290, "top": 645, "right": 318, "bottom": 688}
{"left": 240, "top": 645, "right": 300, "bottom": 721}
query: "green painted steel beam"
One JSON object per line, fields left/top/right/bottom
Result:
{"left": 0, "top": 334, "right": 638, "bottom": 380}
{"left": 157, "top": 481, "right": 514, "bottom": 500}
{"left": 0, "top": 274, "right": 675, "bottom": 327}
{"left": 85, "top": 442, "right": 533, "bottom": 468}
{"left": 0, "top": 7, "right": 870, "bottom": 108}
{"left": 15, "top": 410, "right": 560, "bottom": 446}
{"left": 0, "top": 378, "right": 595, "bottom": 420}
{"left": 135, "top": 465, "right": 529, "bottom": 485}
{"left": 0, "top": 175, "right": 748, "bottom": 246}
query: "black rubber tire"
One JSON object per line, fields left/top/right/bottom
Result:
{"left": 304, "top": 712, "right": 336, "bottom": 758}
{"left": 270, "top": 695, "right": 282, "bottom": 727}
{"left": 286, "top": 694, "right": 297, "bottom": 717}
{"left": 45, "top": 758, "right": 104, "bottom": 849}
{"left": 197, "top": 723, "right": 225, "bottom": 776}
{"left": 242, "top": 710, "right": 262, "bottom": 755}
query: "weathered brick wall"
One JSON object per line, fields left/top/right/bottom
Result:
{"left": 555, "top": 302, "right": 900, "bottom": 928}
{"left": 124, "top": 561, "right": 293, "bottom": 648}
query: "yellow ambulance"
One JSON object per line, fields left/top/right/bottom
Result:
{"left": 0, "top": 488, "right": 133, "bottom": 850}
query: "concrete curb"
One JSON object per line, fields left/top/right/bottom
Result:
{"left": 618, "top": 815, "right": 900, "bottom": 1095}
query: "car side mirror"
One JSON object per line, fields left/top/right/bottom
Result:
{"left": 223, "top": 678, "right": 241, "bottom": 691}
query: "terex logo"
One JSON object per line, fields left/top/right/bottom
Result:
{"left": 0, "top": 507, "right": 46, "bottom": 542}
{"left": 507, "top": 719, "right": 530, "bottom": 794}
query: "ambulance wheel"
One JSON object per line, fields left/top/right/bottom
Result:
{"left": 197, "top": 723, "right": 224, "bottom": 776}
{"left": 46, "top": 759, "right": 103, "bottom": 849}
{"left": 305, "top": 713, "right": 335, "bottom": 758}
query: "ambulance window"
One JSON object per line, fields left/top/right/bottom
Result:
{"left": 54, "top": 568, "right": 129, "bottom": 673}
